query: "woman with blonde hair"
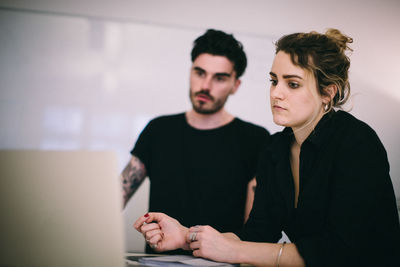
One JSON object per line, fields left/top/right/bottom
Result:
{"left": 134, "top": 29, "right": 400, "bottom": 267}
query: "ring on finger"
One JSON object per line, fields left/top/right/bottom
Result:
{"left": 189, "top": 232, "right": 197, "bottom": 242}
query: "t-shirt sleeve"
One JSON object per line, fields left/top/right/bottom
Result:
{"left": 130, "top": 119, "right": 154, "bottom": 170}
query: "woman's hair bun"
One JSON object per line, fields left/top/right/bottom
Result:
{"left": 325, "top": 28, "right": 353, "bottom": 53}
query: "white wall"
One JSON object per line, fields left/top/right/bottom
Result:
{"left": 1, "top": 0, "right": 399, "bottom": 252}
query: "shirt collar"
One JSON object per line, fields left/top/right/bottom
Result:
{"left": 303, "top": 110, "right": 335, "bottom": 147}
{"left": 268, "top": 110, "right": 336, "bottom": 161}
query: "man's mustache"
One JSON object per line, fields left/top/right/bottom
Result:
{"left": 195, "top": 90, "right": 214, "bottom": 101}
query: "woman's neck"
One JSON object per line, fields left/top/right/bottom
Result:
{"left": 291, "top": 109, "right": 324, "bottom": 146}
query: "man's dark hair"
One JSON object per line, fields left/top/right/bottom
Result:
{"left": 191, "top": 29, "right": 247, "bottom": 78}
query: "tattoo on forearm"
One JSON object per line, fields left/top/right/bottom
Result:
{"left": 121, "top": 157, "right": 146, "bottom": 206}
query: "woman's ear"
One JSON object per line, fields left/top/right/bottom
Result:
{"left": 322, "top": 84, "right": 338, "bottom": 104}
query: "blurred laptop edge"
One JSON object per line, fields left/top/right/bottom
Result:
{"left": 0, "top": 150, "right": 126, "bottom": 267}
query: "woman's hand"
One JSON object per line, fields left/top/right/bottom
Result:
{"left": 134, "top": 212, "right": 190, "bottom": 251}
{"left": 186, "top": 225, "right": 240, "bottom": 263}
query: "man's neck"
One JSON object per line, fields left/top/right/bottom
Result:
{"left": 185, "top": 109, "right": 234, "bottom": 130}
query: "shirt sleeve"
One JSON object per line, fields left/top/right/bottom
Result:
{"left": 295, "top": 125, "right": 400, "bottom": 267}
{"left": 241, "top": 124, "right": 270, "bottom": 183}
{"left": 236, "top": 146, "right": 284, "bottom": 242}
{"left": 130, "top": 119, "right": 154, "bottom": 172}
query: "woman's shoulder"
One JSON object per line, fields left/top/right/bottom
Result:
{"left": 333, "top": 110, "right": 380, "bottom": 142}
{"left": 331, "top": 111, "right": 388, "bottom": 159}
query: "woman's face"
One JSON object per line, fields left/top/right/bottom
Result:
{"left": 269, "top": 51, "right": 326, "bottom": 131}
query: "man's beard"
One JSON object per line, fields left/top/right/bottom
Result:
{"left": 189, "top": 89, "right": 228, "bottom": 114}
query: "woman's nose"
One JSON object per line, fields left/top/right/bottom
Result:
{"left": 270, "top": 84, "right": 284, "bottom": 100}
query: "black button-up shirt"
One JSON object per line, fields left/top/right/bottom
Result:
{"left": 239, "top": 110, "right": 400, "bottom": 267}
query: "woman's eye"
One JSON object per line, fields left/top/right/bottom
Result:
{"left": 288, "top": 82, "right": 299, "bottom": 89}
{"left": 269, "top": 79, "right": 277, "bottom": 86}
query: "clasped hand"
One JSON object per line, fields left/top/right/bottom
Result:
{"left": 133, "top": 212, "right": 238, "bottom": 263}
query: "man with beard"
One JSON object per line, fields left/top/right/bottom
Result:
{"left": 121, "top": 29, "right": 269, "bottom": 254}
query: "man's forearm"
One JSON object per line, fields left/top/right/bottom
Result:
{"left": 121, "top": 156, "right": 147, "bottom": 207}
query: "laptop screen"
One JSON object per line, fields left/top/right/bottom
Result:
{"left": 0, "top": 150, "right": 126, "bottom": 267}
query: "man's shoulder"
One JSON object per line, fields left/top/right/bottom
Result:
{"left": 234, "top": 117, "right": 270, "bottom": 136}
{"left": 151, "top": 112, "right": 185, "bottom": 122}
{"left": 147, "top": 113, "right": 185, "bottom": 127}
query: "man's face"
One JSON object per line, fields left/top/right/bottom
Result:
{"left": 189, "top": 53, "right": 240, "bottom": 114}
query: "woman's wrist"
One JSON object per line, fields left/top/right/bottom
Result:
{"left": 179, "top": 226, "right": 191, "bottom": 250}
{"left": 223, "top": 233, "right": 243, "bottom": 263}
{"left": 233, "top": 240, "right": 247, "bottom": 263}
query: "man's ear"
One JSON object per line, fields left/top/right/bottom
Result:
{"left": 231, "top": 79, "right": 241, "bottom": 95}
{"left": 322, "top": 84, "right": 338, "bottom": 104}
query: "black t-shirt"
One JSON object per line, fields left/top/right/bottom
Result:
{"left": 132, "top": 113, "right": 269, "bottom": 233}
{"left": 238, "top": 110, "right": 400, "bottom": 267}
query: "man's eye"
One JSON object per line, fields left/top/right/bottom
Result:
{"left": 195, "top": 71, "right": 205, "bottom": 77}
{"left": 215, "top": 76, "right": 227, "bottom": 82}
{"left": 269, "top": 79, "right": 277, "bottom": 86}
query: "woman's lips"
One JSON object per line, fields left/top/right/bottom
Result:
{"left": 273, "top": 104, "right": 286, "bottom": 111}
